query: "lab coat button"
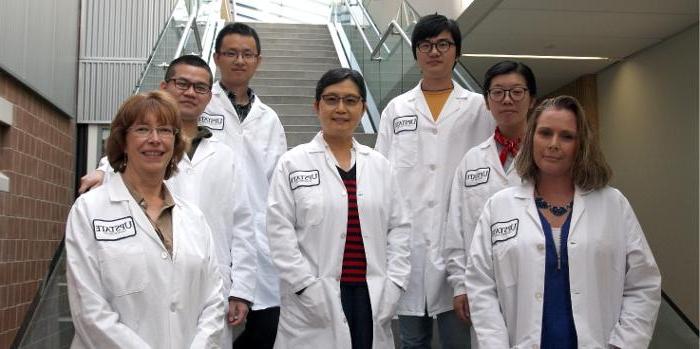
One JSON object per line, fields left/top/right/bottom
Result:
{"left": 572, "top": 289, "right": 581, "bottom": 295}
{"left": 170, "top": 303, "right": 176, "bottom": 312}
{"left": 537, "top": 244, "right": 545, "bottom": 251}
{"left": 432, "top": 129, "right": 438, "bottom": 135}
{"left": 569, "top": 240, "right": 577, "bottom": 245}
{"left": 341, "top": 191, "right": 347, "bottom": 197}
{"left": 341, "top": 233, "right": 346, "bottom": 239}
{"left": 161, "top": 252, "right": 168, "bottom": 259}
{"left": 535, "top": 292, "right": 542, "bottom": 301}
{"left": 428, "top": 201, "right": 436, "bottom": 208}
{"left": 429, "top": 164, "right": 436, "bottom": 171}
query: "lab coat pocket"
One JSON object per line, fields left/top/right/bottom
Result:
{"left": 294, "top": 186, "right": 324, "bottom": 227}
{"left": 392, "top": 132, "right": 418, "bottom": 168}
{"left": 98, "top": 244, "right": 148, "bottom": 298}
{"left": 376, "top": 279, "right": 402, "bottom": 324}
{"left": 291, "top": 280, "right": 330, "bottom": 326}
{"left": 492, "top": 239, "right": 518, "bottom": 288}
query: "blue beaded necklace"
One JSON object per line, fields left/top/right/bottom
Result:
{"left": 535, "top": 196, "right": 573, "bottom": 216}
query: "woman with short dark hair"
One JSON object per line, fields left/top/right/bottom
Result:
{"left": 267, "top": 68, "right": 411, "bottom": 348}
{"left": 65, "top": 91, "right": 224, "bottom": 348}
{"left": 466, "top": 95, "right": 661, "bottom": 348}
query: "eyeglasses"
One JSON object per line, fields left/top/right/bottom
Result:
{"left": 320, "top": 94, "right": 363, "bottom": 107}
{"left": 128, "top": 125, "right": 179, "bottom": 139}
{"left": 218, "top": 50, "right": 258, "bottom": 62}
{"left": 166, "top": 78, "right": 211, "bottom": 94}
{"left": 417, "top": 40, "right": 455, "bottom": 54}
{"left": 487, "top": 87, "right": 529, "bottom": 102}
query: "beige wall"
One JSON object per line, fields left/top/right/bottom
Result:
{"left": 597, "top": 24, "right": 698, "bottom": 327}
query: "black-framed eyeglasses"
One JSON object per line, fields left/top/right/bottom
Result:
{"left": 487, "top": 87, "right": 529, "bottom": 102}
{"left": 166, "top": 78, "right": 211, "bottom": 94}
{"left": 128, "top": 125, "right": 179, "bottom": 139}
{"left": 218, "top": 50, "right": 258, "bottom": 62}
{"left": 417, "top": 40, "right": 455, "bottom": 54}
{"left": 320, "top": 94, "right": 363, "bottom": 107}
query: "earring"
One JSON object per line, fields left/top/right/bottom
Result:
{"left": 119, "top": 154, "right": 128, "bottom": 171}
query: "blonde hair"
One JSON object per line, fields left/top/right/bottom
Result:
{"left": 106, "top": 91, "right": 185, "bottom": 179}
{"left": 515, "top": 95, "right": 611, "bottom": 191}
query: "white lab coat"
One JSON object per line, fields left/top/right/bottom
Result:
{"left": 444, "top": 136, "right": 521, "bottom": 297}
{"left": 66, "top": 174, "right": 224, "bottom": 349}
{"left": 203, "top": 81, "right": 287, "bottom": 309}
{"left": 466, "top": 182, "right": 662, "bottom": 348}
{"left": 98, "top": 135, "right": 257, "bottom": 346}
{"left": 375, "top": 81, "right": 494, "bottom": 316}
{"left": 267, "top": 133, "right": 412, "bottom": 348}
{"left": 166, "top": 136, "right": 257, "bottom": 346}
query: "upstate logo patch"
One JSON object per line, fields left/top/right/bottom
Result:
{"left": 93, "top": 216, "right": 136, "bottom": 241}
{"left": 289, "top": 170, "right": 320, "bottom": 190}
{"left": 199, "top": 112, "right": 225, "bottom": 130}
{"left": 491, "top": 219, "right": 518, "bottom": 245}
{"left": 465, "top": 168, "right": 490, "bottom": 187}
{"left": 393, "top": 115, "right": 418, "bottom": 134}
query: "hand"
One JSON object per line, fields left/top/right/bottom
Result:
{"left": 453, "top": 294, "right": 471, "bottom": 325}
{"left": 78, "top": 170, "right": 105, "bottom": 194}
{"left": 227, "top": 299, "right": 250, "bottom": 326}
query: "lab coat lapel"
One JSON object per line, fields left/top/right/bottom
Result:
{"left": 410, "top": 83, "right": 434, "bottom": 124}
{"left": 435, "top": 81, "right": 465, "bottom": 124}
{"left": 310, "top": 133, "right": 344, "bottom": 187}
{"left": 190, "top": 137, "right": 216, "bottom": 167}
{"left": 212, "top": 82, "right": 241, "bottom": 128}
{"left": 515, "top": 182, "right": 541, "bottom": 228}
{"left": 108, "top": 174, "right": 170, "bottom": 251}
{"left": 568, "top": 187, "right": 587, "bottom": 238}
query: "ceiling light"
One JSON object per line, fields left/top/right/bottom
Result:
{"left": 461, "top": 53, "right": 610, "bottom": 60}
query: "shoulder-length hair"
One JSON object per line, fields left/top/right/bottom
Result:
{"left": 515, "top": 95, "right": 612, "bottom": 191}
{"left": 106, "top": 91, "right": 185, "bottom": 180}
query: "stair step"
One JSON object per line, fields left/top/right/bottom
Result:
{"left": 254, "top": 86, "right": 317, "bottom": 96}
{"left": 260, "top": 43, "right": 337, "bottom": 51}
{"left": 259, "top": 62, "right": 341, "bottom": 72}
{"left": 258, "top": 95, "right": 315, "bottom": 104}
{"left": 266, "top": 103, "right": 316, "bottom": 115}
{"left": 255, "top": 70, "right": 328, "bottom": 79}
{"left": 262, "top": 49, "right": 339, "bottom": 58}
{"left": 251, "top": 77, "right": 320, "bottom": 88}
{"left": 260, "top": 56, "right": 340, "bottom": 65}
{"left": 260, "top": 37, "right": 334, "bottom": 46}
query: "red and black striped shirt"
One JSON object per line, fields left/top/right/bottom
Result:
{"left": 338, "top": 165, "right": 367, "bottom": 284}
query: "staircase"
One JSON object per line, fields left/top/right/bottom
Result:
{"left": 244, "top": 22, "right": 377, "bottom": 148}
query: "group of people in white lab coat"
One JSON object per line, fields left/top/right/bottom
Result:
{"left": 66, "top": 13, "right": 662, "bottom": 349}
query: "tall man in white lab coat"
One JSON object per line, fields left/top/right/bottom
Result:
{"left": 77, "top": 54, "right": 257, "bottom": 347}
{"left": 374, "top": 14, "right": 494, "bottom": 348}
{"left": 204, "top": 22, "right": 287, "bottom": 349}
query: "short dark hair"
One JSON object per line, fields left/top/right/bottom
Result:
{"left": 483, "top": 60, "right": 537, "bottom": 99}
{"left": 315, "top": 68, "right": 367, "bottom": 102}
{"left": 215, "top": 22, "right": 261, "bottom": 55}
{"left": 106, "top": 91, "right": 185, "bottom": 180}
{"left": 515, "top": 95, "right": 612, "bottom": 191}
{"left": 165, "top": 55, "right": 213, "bottom": 86}
{"left": 411, "top": 14, "right": 461, "bottom": 60}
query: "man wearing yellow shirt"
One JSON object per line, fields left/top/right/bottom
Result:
{"left": 374, "top": 14, "right": 495, "bottom": 349}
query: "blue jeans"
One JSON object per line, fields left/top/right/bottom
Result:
{"left": 399, "top": 310, "right": 470, "bottom": 349}
{"left": 340, "top": 283, "right": 373, "bottom": 349}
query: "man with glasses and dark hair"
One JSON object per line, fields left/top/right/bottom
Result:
{"left": 375, "top": 14, "right": 494, "bottom": 349}
{"left": 78, "top": 54, "right": 258, "bottom": 348}
{"left": 205, "top": 22, "right": 286, "bottom": 349}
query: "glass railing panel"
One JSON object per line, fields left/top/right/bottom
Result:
{"left": 15, "top": 250, "right": 73, "bottom": 349}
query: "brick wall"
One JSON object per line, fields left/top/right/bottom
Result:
{"left": 0, "top": 69, "right": 76, "bottom": 348}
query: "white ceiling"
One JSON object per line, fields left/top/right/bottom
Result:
{"left": 456, "top": 0, "right": 699, "bottom": 95}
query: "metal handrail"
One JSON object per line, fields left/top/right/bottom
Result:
{"left": 369, "top": 20, "right": 410, "bottom": 61}
{"left": 173, "top": 4, "right": 200, "bottom": 59}
{"left": 133, "top": 1, "right": 182, "bottom": 93}
{"left": 338, "top": 0, "right": 375, "bottom": 54}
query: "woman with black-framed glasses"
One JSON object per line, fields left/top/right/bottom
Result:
{"left": 266, "top": 68, "right": 411, "bottom": 348}
{"left": 445, "top": 60, "right": 537, "bottom": 327}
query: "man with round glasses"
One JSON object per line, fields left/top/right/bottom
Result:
{"left": 375, "top": 13, "right": 495, "bottom": 349}
{"left": 206, "top": 22, "right": 287, "bottom": 349}
{"left": 78, "top": 54, "right": 258, "bottom": 348}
